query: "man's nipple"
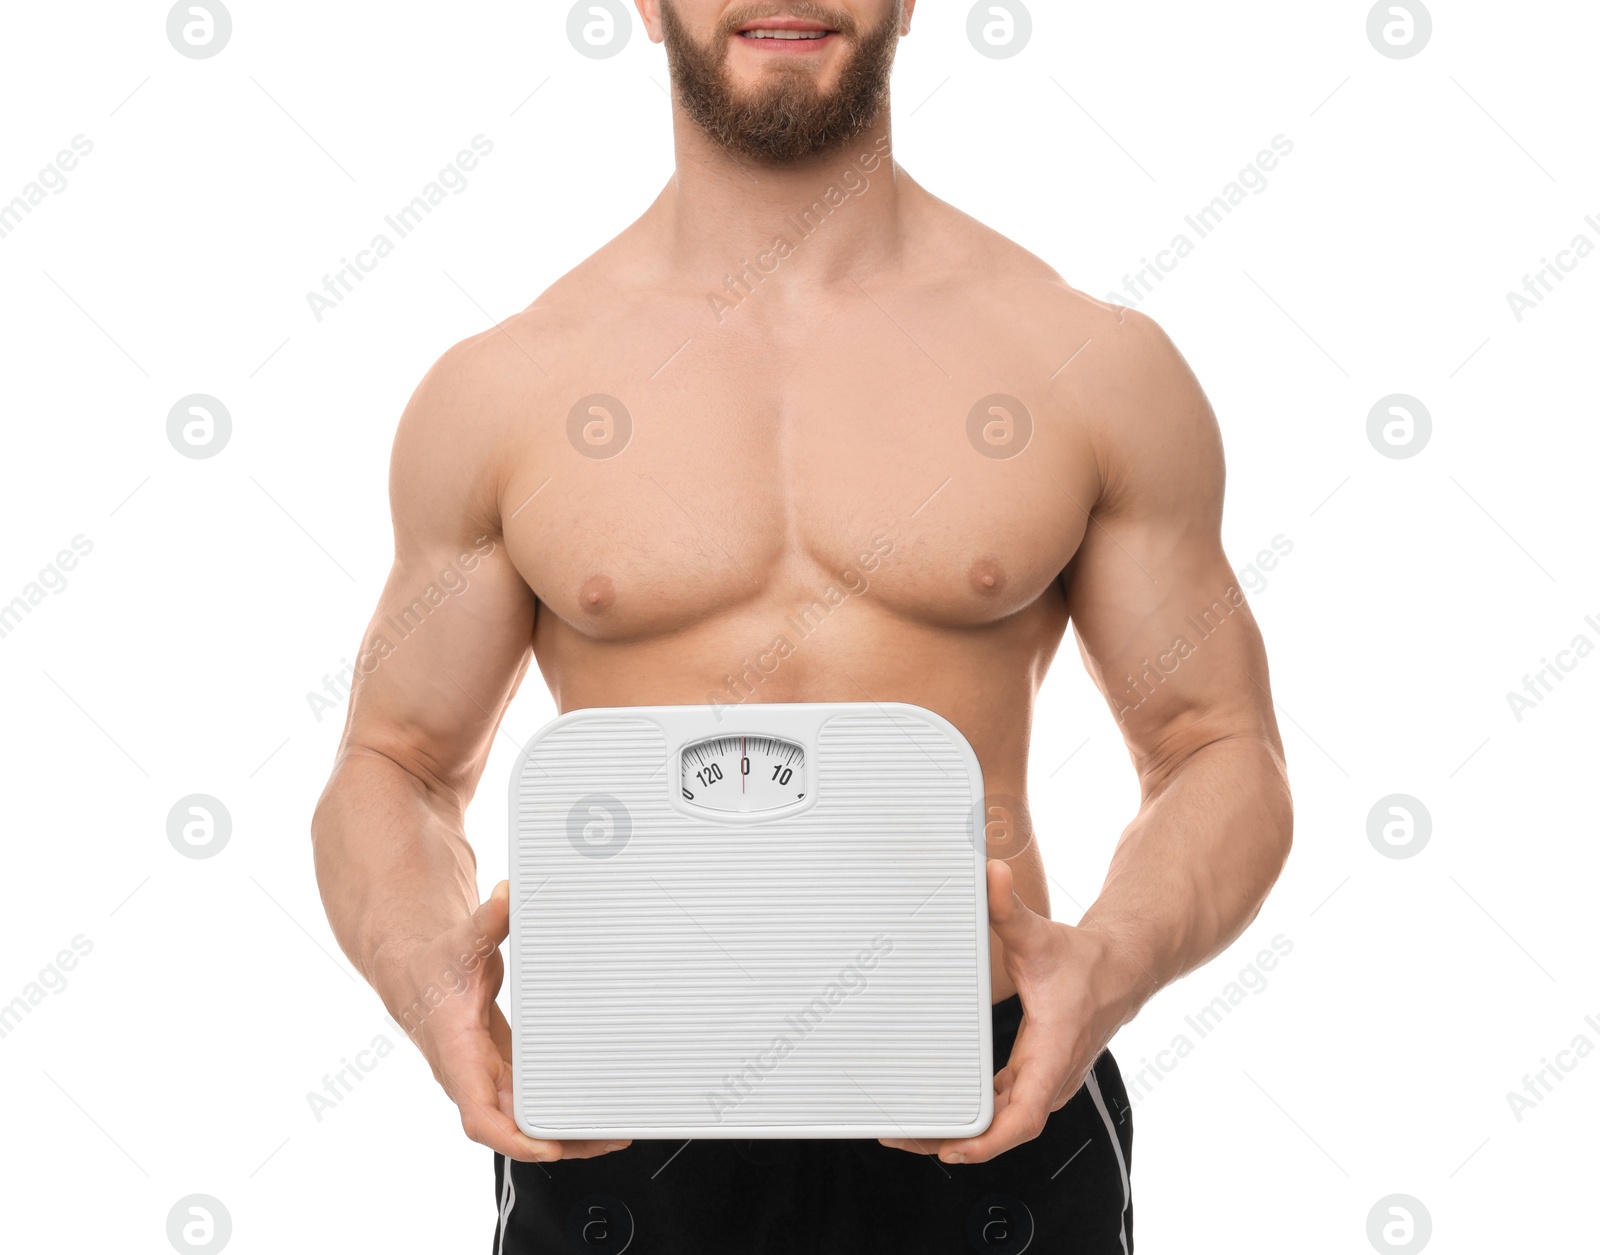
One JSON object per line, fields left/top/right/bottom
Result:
{"left": 579, "top": 574, "right": 616, "bottom": 614}
{"left": 968, "top": 557, "right": 1007, "bottom": 596}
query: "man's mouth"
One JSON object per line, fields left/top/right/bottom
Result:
{"left": 735, "top": 20, "right": 839, "bottom": 46}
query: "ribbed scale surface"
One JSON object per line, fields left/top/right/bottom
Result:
{"left": 512, "top": 708, "right": 987, "bottom": 1135}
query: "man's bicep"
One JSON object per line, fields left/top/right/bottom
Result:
{"left": 338, "top": 339, "right": 537, "bottom": 802}
{"left": 344, "top": 542, "right": 534, "bottom": 796}
{"left": 1063, "top": 316, "right": 1277, "bottom": 779}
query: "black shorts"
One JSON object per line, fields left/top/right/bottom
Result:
{"left": 493, "top": 993, "right": 1133, "bottom": 1253}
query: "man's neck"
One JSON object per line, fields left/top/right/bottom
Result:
{"left": 651, "top": 110, "right": 910, "bottom": 297}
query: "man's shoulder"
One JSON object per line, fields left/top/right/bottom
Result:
{"left": 388, "top": 295, "right": 587, "bottom": 529}
{"left": 393, "top": 246, "right": 656, "bottom": 513}
{"left": 406, "top": 275, "right": 609, "bottom": 448}
{"left": 1026, "top": 285, "right": 1221, "bottom": 514}
{"left": 425, "top": 225, "right": 659, "bottom": 388}
{"left": 931, "top": 213, "right": 1220, "bottom": 495}
{"left": 916, "top": 196, "right": 1167, "bottom": 362}
{"left": 425, "top": 296, "right": 579, "bottom": 396}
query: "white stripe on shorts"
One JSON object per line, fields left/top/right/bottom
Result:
{"left": 496, "top": 1154, "right": 516, "bottom": 1255}
{"left": 1084, "top": 1067, "right": 1131, "bottom": 1254}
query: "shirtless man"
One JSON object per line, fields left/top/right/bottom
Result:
{"left": 311, "top": 2, "right": 1293, "bottom": 1250}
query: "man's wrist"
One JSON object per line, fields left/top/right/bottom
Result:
{"left": 1074, "top": 920, "right": 1164, "bottom": 1029}
{"left": 368, "top": 930, "right": 431, "bottom": 996}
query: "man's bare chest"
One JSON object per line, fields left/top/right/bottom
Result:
{"left": 500, "top": 322, "right": 1097, "bottom": 641}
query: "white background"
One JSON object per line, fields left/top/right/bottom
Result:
{"left": 1, "top": 1, "right": 1595, "bottom": 1251}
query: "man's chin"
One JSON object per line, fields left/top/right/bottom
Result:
{"left": 662, "top": 10, "right": 898, "bottom": 163}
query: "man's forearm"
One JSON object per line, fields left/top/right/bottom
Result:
{"left": 310, "top": 747, "right": 480, "bottom": 991}
{"left": 1075, "top": 734, "right": 1293, "bottom": 1017}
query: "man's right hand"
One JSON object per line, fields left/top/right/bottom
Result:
{"left": 379, "top": 879, "right": 632, "bottom": 1163}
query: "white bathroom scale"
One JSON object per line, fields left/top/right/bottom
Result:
{"left": 508, "top": 701, "right": 993, "bottom": 1140}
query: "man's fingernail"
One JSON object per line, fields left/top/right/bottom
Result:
{"left": 603, "top": 1141, "right": 623, "bottom": 1152}
{"left": 944, "top": 1153, "right": 965, "bottom": 1163}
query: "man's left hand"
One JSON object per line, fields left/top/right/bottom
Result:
{"left": 879, "top": 859, "right": 1143, "bottom": 1165}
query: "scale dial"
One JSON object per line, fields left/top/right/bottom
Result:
{"left": 680, "top": 734, "right": 806, "bottom": 813}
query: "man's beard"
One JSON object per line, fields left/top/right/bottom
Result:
{"left": 659, "top": 2, "right": 901, "bottom": 164}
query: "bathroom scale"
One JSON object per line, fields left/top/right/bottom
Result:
{"left": 508, "top": 701, "right": 993, "bottom": 1140}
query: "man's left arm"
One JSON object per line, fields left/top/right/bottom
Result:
{"left": 885, "top": 309, "right": 1294, "bottom": 1163}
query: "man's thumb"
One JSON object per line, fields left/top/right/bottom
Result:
{"left": 986, "top": 860, "right": 1049, "bottom": 956}
{"left": 471, "top": 880, "right": 511, "bottom": 944}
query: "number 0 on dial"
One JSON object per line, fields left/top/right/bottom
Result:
{"left": 680, "top": 735, "right": 806, "bottom": 813}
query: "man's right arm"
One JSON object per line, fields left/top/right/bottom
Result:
{"left": 313, "top": 329, "right": 530, "bottom": 982}
{"left": 310, "top": 334, "right": 622, "bottom": 1162}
